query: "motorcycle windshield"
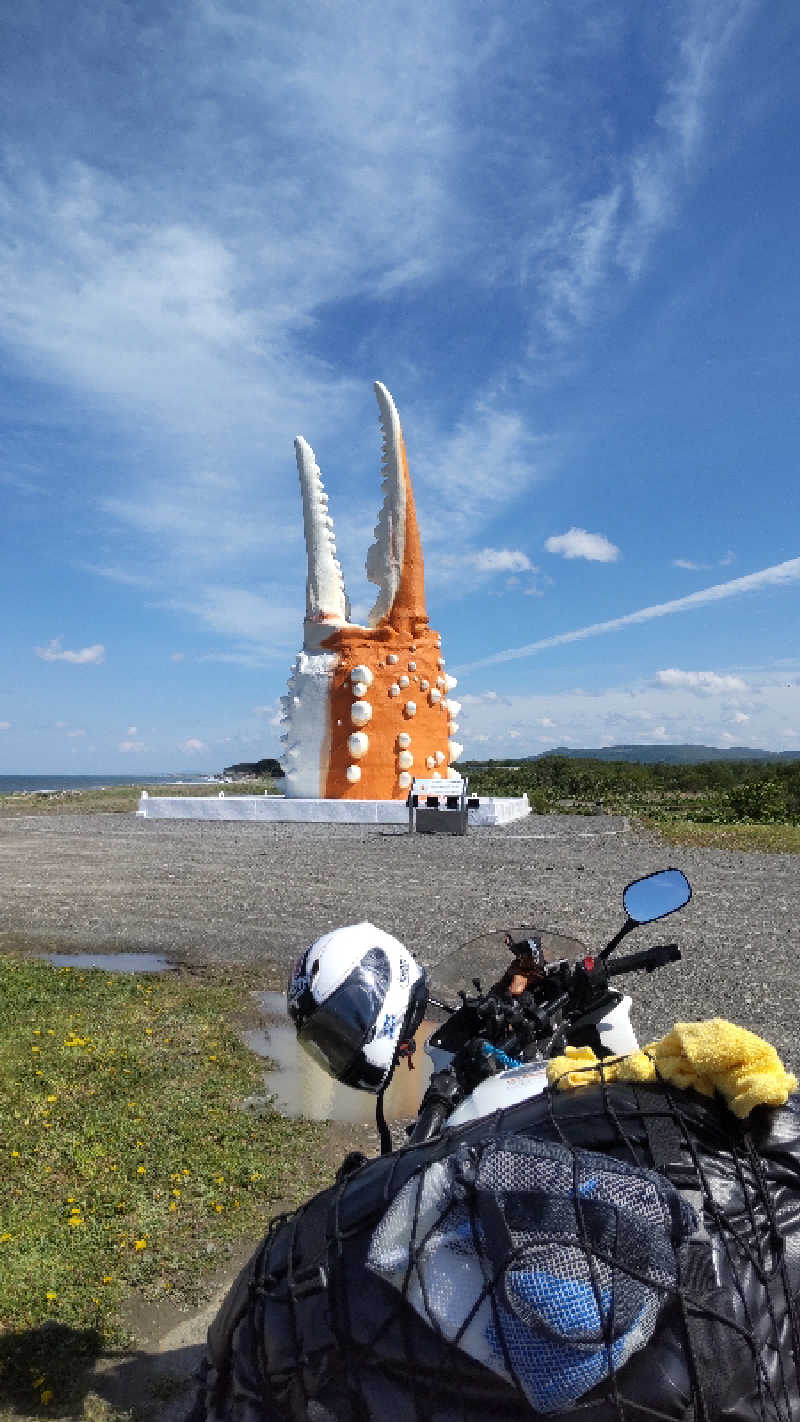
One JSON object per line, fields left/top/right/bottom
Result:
{"left": 429, "top": 926, "right": 589, "bottom": 1002}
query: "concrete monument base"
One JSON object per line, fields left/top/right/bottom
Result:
{"left": 136, "top": 792, "right": 530, "bottom": 827}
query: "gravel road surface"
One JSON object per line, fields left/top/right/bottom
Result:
{"left": 1, "top": 810, "right": 798, "bottom": 1070}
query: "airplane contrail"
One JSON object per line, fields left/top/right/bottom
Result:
{"left": 455, "top": 556, "right": 800, "bottom": 673}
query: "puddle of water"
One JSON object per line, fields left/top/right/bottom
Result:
{"left": 260, "top": 990, "right": 288, "bottom": 1016}
{"left": 40, "top": 952, "right": 175, "bottom": 973}
{"left": 244, "top": 995, "right": 435, "bottom": 1123}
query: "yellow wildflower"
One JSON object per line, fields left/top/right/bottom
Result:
{"left": 137, "top": 1165, "right": 146, "bottom": 1174}
{"left": 1, "top": 1232, "right": 12, "bottom": 1242}
{"left": 134, "top": 1238, "right": 147, "bottom": 1251}
{"left": 47, "top": 1094, "right": 57, "bottom": 1102}
{"left": 102, "top": 1275, "right": 112, "bottom": 1283}
{"left": 11, "top": 1150, "right": 19, "bottom": 1158}
{"left": 169, "top": 1202, "right": 177, "bottom": 1213}
{"left": 45, "top": 1290, "right": 57, "bottom": 1301}
{"left": 40, "top": 1390, "right": 53, "bottom": 1405}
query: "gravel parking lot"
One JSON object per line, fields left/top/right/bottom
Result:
{"left": 1, "top": 810, "right": 798, "bottom": 1070}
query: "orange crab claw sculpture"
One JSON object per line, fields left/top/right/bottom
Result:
{"left": 280, "top": 382, "right": 462, "bottom": 799}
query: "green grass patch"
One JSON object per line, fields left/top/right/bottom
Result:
{"left": 644, "top": 817, "right": 800, "bottom": 854}
{"left": 0, "top": 781, "right": 277, "bottom": 817}
{"left": 0, "top": 959, "right": 329, "bottom": 1414}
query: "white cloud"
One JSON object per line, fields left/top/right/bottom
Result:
{"left": 178, "top": 738, "right": 208, "bottom": 754}
{"left": 544, "top": 528, "right": 620, "bottom": 562}
{"left": 673, "top": 551, "right": 737, "bottom": 571}
{"left": 459, "top": 557, "right": 800, "bottom": 672}
{"left": 66, "top": 728, "right": 86, "bottom": 738}
{"left": 119, "top": 739, "right": 145, "bottom": 753}
{"left": 0, "top": 721, "right": 10, "bottom": 731}
{"left": 733, "top": 711, "right": 750, "bottom": 723}
{"left": 34, "top": 638, "right": 105, "bottom": 665}
{"left": 474, "top": 548, "right": 534, "bottom": 574}
{"left": 127, "top": 725, "right": 137, "bottom": 736}
{"left": 459, "top": 691, "right": 503, "bottom": 707}
{"left": 655, "top": 668, "right": 748, "bottom": 694}
{"left": 170, "top": 652, "right": 185, "bottom": 663}
{"left": 451, "top": 666, "right": 800, "bottom": 758}
{"left": 254, "top": 702, "right": 284, "bottom": 727}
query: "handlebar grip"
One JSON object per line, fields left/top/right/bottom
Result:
{"left": 606, "top": 944, "right": 681, "bottom": 977}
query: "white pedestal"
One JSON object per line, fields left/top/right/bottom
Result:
{"left": 136, "top": 793, "right": 531, "bottom": 827}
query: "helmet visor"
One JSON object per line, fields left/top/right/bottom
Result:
{"left": 298, "top": 945, "right": 390, "bottom": 1090}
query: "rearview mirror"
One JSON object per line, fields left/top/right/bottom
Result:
{"left": 623, "top": 869, "right": 691, "bottom": 925}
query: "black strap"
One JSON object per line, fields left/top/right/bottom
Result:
{"left": 376, "top": 1086, "right": 392, "bottom": 1155}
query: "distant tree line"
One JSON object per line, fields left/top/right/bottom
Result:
{"left": 460, "top": 756, "right": 800, "bottom": 823}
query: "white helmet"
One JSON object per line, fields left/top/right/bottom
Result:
{"left": 287, "top": 923, "right": 428, "bottom": 1093}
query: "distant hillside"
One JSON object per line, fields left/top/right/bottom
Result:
{"left": 529, "top": 744, "right": 800, "bottom": 765}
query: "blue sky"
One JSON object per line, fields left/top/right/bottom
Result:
{"left": 2, "top": 0, "right": 799, "bottom": 773}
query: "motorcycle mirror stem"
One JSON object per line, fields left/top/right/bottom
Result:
{"left": 598, "top": 915, "right": 637, "bottom": 962}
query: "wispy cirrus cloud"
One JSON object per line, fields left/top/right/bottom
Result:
{"left": 34, "top": 638, "right": 105, "bottom": 665}
{"left": 529, "top": 1, "right": 760, "bottom": 346}
{"left": 458, "top": 556, "right": 800, "bottom": 672}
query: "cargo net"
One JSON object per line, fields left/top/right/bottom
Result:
{"left": 243, "top": 1072, "right": 800, "bottom": 1422}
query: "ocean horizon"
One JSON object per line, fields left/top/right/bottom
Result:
{"left": 0, "top": 773, "right": 217, "bottom": 795}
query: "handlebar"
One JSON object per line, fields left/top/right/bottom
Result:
{"left": 605, "top": 943, "right": 681, "bottom": 977}
{"left": 407, "top": 1067, "right": 463, "bottom": 1145}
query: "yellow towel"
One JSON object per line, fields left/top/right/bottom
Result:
{"left": 547, "top": 1018, "right": 798, "bottom": 1119}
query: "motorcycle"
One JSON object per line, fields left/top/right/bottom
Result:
{"left": 403, "top": 866, "right": 691, "bottom": 1146}
{"left": 194, "top": 863, "right": 800, "bottom": 1422}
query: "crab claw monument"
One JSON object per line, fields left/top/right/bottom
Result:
{"left": 137, "top": 381, "right": 529, "bottom": 824}
{"left": 282, "top": 381, "right": 461, "bottom": 800}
